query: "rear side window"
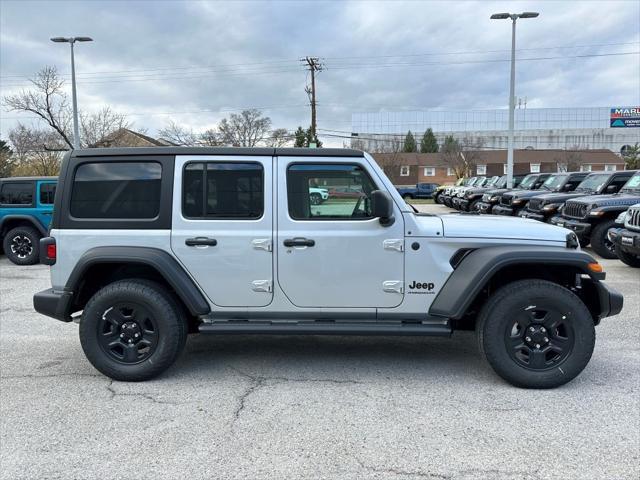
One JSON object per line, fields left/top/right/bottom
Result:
{"left": 0, "top": 182, "right": 33, "bottom": 205}
{"left": 183, "top": 162, "right": 263, "bottom": 219}
{"left": 71, "top": 162, "right": 162, "bottom": 218}
{"left": 39, "top": 183, "right": 56, "bottom": 205}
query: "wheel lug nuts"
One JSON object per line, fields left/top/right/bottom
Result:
{"left": 526, "top": 336, "right": 531, "bottom": 342}
{"left": 536, "top": 344, "right": 541, "bottom": 349}
{"left": 544, "top": 337, "right": 549, "bottom": 342}
{"left": 529, "top": 327, "right": 535, "bottom": 332}
{"left": 134, "top": 333, "right": 139, "bottom": 338}
{"left": 120, "top": 333, "right": 124, "bottom": 338}
{"left": 541, "top": 327, "right": 546, "bottom": 333}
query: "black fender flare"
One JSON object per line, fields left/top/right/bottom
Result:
{"left": 429, "top": 246, "right": 606, "bottom": 319}
{"left": 0, "top": 215, "right": 48, "bottom": 236}
{"left": 66, "top": 246, "right": 210, "bottom": 316}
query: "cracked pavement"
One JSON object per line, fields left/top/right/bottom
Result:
{"left": 1, "top": 239, "right": 639, "bottom": 479}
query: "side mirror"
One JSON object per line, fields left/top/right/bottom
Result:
{"left": 605, "top": 185, "right": 617, "bottom": 193}
{"left": 371, "top": 190, "right": 395, "bottom": 226}
{"left": 563, "top": 184, "right": 573, "bottom": 191}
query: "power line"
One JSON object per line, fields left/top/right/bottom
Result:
{"left": 300, "top": 57, "right": 323, "bottom": 142}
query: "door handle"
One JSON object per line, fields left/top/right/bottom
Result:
{"left": 185, "top": 237, "right": 217, "bottom": 247}
{"left": 283, "top": 238, "right": 315, "bottom": 247}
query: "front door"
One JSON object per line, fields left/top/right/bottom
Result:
{"left": 171, "top": 155, "right": 273, "bottom": 307}
{"left": 276, "top": 157, "right": 405, "bottom": 308}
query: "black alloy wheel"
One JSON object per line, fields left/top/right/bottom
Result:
{"left": 310, "top": 192, "right": 322, "bottom": 205}
{"left": 10, "top": 234, "right": 33, "bottom": 260}
{"left": 3, "top": 226, "right": 40, "bottom": 265}
{"left": 97, "top": 303, "right": 159, "bottom": 364}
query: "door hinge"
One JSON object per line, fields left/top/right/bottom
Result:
{"left": 383, "top": 280, "right": 404, "bottom": 294}
{"left": 383, "top": 239, "right": 404, "bottom": 252}
{"left": 251, "top": 280, "right": 272, "bottom": 293}
{"left": 252, "top": 238, "right": 272, "bottom": 252}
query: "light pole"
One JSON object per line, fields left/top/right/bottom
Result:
{"left": 51, "top": 36, "right": 93, "bottom": 149}
{"left": 490, "top": 12, "right": 538, "bottom": 188}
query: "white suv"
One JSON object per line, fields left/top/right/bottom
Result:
{"left": 34, "top": 147, "right": 622, "bottom": 388}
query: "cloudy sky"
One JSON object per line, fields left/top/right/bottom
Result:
{"left": 1, "top": 0, "right": 639, "bottom": 146}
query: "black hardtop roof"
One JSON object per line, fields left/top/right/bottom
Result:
{"left": 585, "top": 169, "right": 637, "bottom": 176}
{"left": 0, "top": 176, "right": 57, "bottom": 182}
{"left": 70, "top": 147, "right": 365, "bottom": 158}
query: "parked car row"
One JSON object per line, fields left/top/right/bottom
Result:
{"left": 445, "top": 170, "right": 640, "bottom": 266}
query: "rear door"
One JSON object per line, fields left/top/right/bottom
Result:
{"left": 171, "top": 155, "right": 273, "bottom": 307}
{"left": 35, "top": 181, "right": 56, "bottom": 230}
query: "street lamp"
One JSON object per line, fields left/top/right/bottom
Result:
{"left": 51, "top": 36, "right": 93, "bottom": 149}
{"left": 490, "top": 12, "right": 539, "bottom": 188}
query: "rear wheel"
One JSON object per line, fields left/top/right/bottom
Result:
{"left": 79, "top": 279, "right": 188, "bottom": 381}
{"left": 477, "top": 279, "right": 595, "bottom": 389}
{"left": 590, "top": 220, "right": 617, "bottom": 259}
{"left": 3, "top": 226, "right": 40, "bottom": 265}
{"left": 615, "top": 245, "right": 640, "bottom": 267}
{"left": 310, "top": 192, "right": 322, "bottom": 205}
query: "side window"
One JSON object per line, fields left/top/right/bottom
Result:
{"left": 71, "top": 162, "right": 162, "bottom": 218}
{"left": 39, "top": 183, "right": 56, "bottom": 205}
{"left": 608, "top": 175, "right": 631, "bottom": 192}
{"left": 287, "top": 164, "right": 377, "bottom": 220}
{"left": 183, "top": 162, "right": 263, "bottom": 219}
{"left": 0, "top": 182, "right": 33, "bottom": 205}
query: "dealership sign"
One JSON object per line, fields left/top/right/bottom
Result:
{"left": 610, "top": 107, "right": 640, "bottom": 128}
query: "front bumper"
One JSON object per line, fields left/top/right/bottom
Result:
{"left": 492, "top": 205, "right": 516, "bottom": 216}
{"left": 519, "top": 210, "right": 545, "bottom": 222}
{"left": 593, "top": 280, "right": 624, "bottom": 320}
{"left": 549, "top": 216, "right": 592, "bottom": 239}
{"left": 33, "top": 288, "right": 74, "bottom": 322}
{"left": 609, "top": 227, "right": 640, "bottom": 254}
{"left": 476, "top": 201, "right": 494, "bottom": 214}
{"left": 458, "top": 198, "right": 471, "bottom": 210}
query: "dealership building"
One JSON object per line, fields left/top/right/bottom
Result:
{"left": 350, "top": 106, "right": 640, "bottom": 154}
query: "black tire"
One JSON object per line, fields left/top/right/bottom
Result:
{"left": 477, "top": 279, "right": 595, "bottom": 389}
{"left": 590, "top": 220, "right": 618, "bottom": 259}
{"left": 615, "top": 245, "right": 640, "bottom": 267}
{"left": 3, "top": 226, "right": 40, "bottom": 265}
{"left": 579, "top": 238, "right": 590, "bottom": 248}
{"left": 79, "top": 279, "right": 188, "bottom": 381}
{"left": 310, "top": 192, "right": 322, "bottom": 205}
{"left": 469, "top": 199, "right": 481, "bottom": 212}
{"left": 434, "top": 192, "right": 442, "bottom": 204}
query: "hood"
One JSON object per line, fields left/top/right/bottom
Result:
{"left": 533, "top": 191, "right": 593, "bottom": 203}
{"left": 504, "top": 189, "right": 551, "bottom": 200}
{"left": 436, "top": 214, "right": 568, "bottom": 243}
{"left": 568, "top": 192, "right": 640, "bottom": 207}
{"left": 484, "top": 188, "right": 510, "bottom": 196}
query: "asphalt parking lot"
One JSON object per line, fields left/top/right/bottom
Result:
{"left": 1, "top": 207, "right": 638, "bottom": 480}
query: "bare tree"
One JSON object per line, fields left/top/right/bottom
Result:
{"left": 265, "top": 128, "right": 292, "bottom": 147}
{"left": 218, "top": 109, "right": 271, "bottom": 147}
{"left": 0, "top": 139, "right": 15, "bottom": 177}
{"left": 80, "top": 107, "right": 131, "bottom": 147}
{"left": 8, "top": 124, "right": 64, "bottom": 176}
{"left": 440, "top": 135, "right": 485, "bottom": 178}
{"left": 157, "top": 120, "right": 199, "bottom": 146}
{"left": 3, "top": 66, "right": 73, "bottom": 148}
{"left": 554, "top": 146, "right": 584, "bottom": 171}
{"left": 199, "top": 128, "right": 221, "bottom": 146}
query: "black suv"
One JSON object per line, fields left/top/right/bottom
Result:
{"left": 485, "top": 173, "right": 551, "bottom": 215}
{"left": 493, "top": 172, "right": 588, "bottom": 217}
{"left": 454, "top": 175, "right": 501, "bottom": 211}
{"left": 608, "top": 202, "right": 640, "bottom": 267}
{"left": 550, "top": 171, "right": 640, "bottom": 258}
{"left": 521, "top": 171, "right": 631, "bottom": 223}
{"left": 475, "top": 174, "right": 528, "bottom": 213}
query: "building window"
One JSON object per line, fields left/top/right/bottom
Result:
{"left": 503, "top": 164, "right": 508, "bottom": 174}
{"left": 400, "top": 166, "right": 410, "bottom": 176}
{"left": 423, "top": 167, "right": 435, "bottom": 177}
{"left": 605, "top": 164, "right": 617, "bottom": 172}
{"left": 580, "top": 164, "right": 592, "bottom": 172}
{"left": 476, "top": 164, "right": 487, "bottom": 175}
{"left": 530, "top": 163, "right": 541, "bottom": 173}
{"left": 447, "top": 167, "right": 455, "bottom": 176}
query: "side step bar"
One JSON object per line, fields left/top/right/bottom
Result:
{"left": 198, "top": 321, "right": 452, "bottom": 336}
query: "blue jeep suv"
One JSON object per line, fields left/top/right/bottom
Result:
{"left": 0, "top": 176, "right": 57, "bottom": 265}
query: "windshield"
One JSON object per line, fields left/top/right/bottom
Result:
{"left": 542, "top": 174, "right": 568, "bottom": 191}
{"left": 486, "top": 176, "right": 500, "bottom": 186}
{"left": 519, "top": 175, "right": 538, "bottom": 189}
{"left": 575, "top": 173, "right": 609, "bottom": 192}
{"left": 494, "top": 175, "right": 507, "bottom": 188}
{"left": 475, "top": 178, "right": 488, "bottom": 187}
{"left": 466, "top": 177, "right": 478, "bottom": 186}
{"left": 621, "top": 174, "right": 640, "bottom": 192}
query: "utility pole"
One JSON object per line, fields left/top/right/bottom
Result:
{"left": 300, "top": 57, "right": 323, "bottom": 147}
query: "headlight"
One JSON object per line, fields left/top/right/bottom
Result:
{"left": 512, "top": 199, "right": 524, "bottom": 205}
{"left": 490, "top": 196, "right": 498, "bottom": 201}
{"left": 542, "top": 203, "right": 559, "bottom": 211}
{"left": 589, "top": 210, "right": 605, "bottom": 217}
{"left": 614, "top": 211, "right": 628, "bottom": 224}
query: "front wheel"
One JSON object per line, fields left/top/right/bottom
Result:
{"left": 3, "top": 226, "right": 40, "bottom": 265}
{"left": 590, "top": 220, "right": 617, "bottom": 259}
{"left": 79, "top": 279, "right": 188, "bottom": 381}
{"left": 615, "top": 245, "right": 640, "bottom": 267}
{"left": 309, "top": 192, "right": 322, "bottom": 205}
{"left": 469, "top": 199, "right": 481, "bottom": 212}
{"left": 477, "top": 279, "right": 595, "bottom": 389}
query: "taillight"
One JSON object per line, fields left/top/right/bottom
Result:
{"left": 40, "top": 237, "right": 56, "bottom": 265}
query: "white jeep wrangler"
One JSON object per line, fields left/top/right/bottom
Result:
{"left": 34, "top": 147, "right": 623, "bottom": 388}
